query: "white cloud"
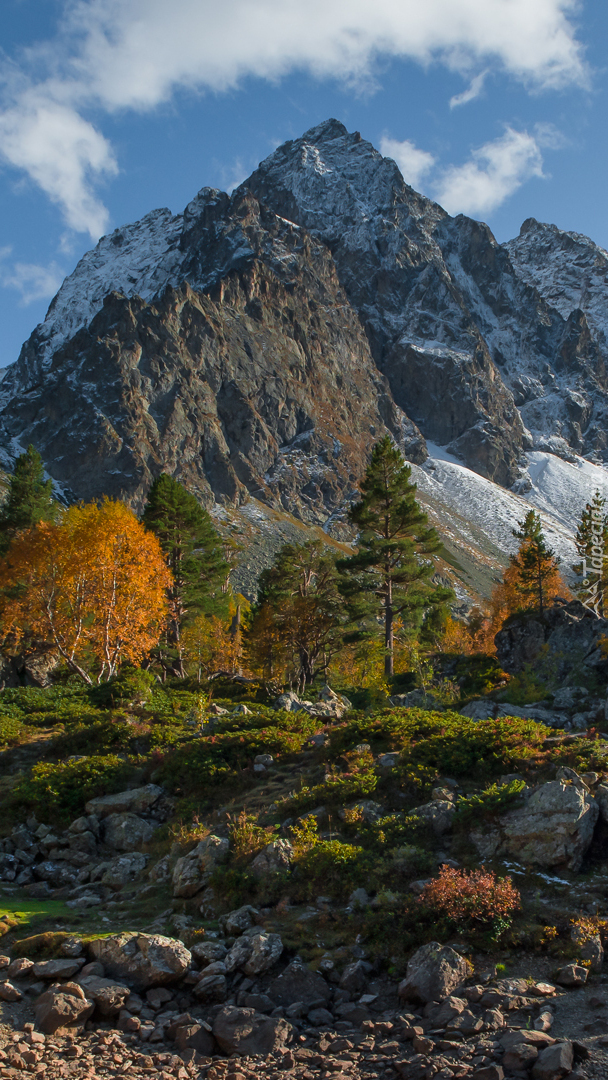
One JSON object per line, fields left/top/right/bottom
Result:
{"left": 450, "top": 69, "right": 489, "bottom": 108}
{"left": 433, "top": 127, "right": 545, "bottom": 215}
{"left": 0, "top": 0, "right": 587, "bottom": 237}
{"left": 380, "top": 136, "right": 436, "bottom": 189}
{"left": 1, "top": 259, "right": 65, "bottom": 305}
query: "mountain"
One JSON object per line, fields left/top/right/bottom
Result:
{"left": 2, "top": 118, "right": 608, "bottom": 598}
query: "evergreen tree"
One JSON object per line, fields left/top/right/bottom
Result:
{"left": 142, "top": 474, "right": 231, "bottom": 674}
{"left": 510, "top": 510, "right": 562, "bottom": 618}
{"left": 573, "top": 490, "right": 608, "bottom": 615}
{"left": 337, "top": 436, "right": 453, "bottom": 677}
{"left": 247, "top": 540, "right": 345, "bottom": 690}
{"left": 0, "top": 445, "right": 58, "bottom": 555}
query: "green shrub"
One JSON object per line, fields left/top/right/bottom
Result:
{"left": 12, "top": 755, "right": 136, "bottom": 821}
{"left": 454, "top": 780, "right": 527, "bottom": 824}
{"left": 0, "top": 711, "right": 23, "bottom": 746}
{"left": 295, "top": 839, "right": 375, "bottom": 899}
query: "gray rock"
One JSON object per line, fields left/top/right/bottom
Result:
{"left": 459, "top": 699, "right": 496, "bottom": 720}
{"left": 32, "top": 958, "right": 85, "bottom": 980}
{"left": 269, "top": 959, "right": 331, "bottom": 1006}
{"left": 85, "top": 785, "right": 164, "bottom": 818}
{"left": 172, "top": 834, "right": 229, "bottom": 898}
{"left": 555, "top": 963, "right": 588, "bottom": 987}
{"left": 409, "top": 800, "right": 456, "bottom": 836}
{"left": 339, "top": 960, "right": 368, "bottom": 994}
{"left": 275, "top": 692, "right": 305, "bottom": 712}
{"left": 92, "top": 852, "right": 148, "bottom": 889}
{"left": 89, "top": 933, "right": 191, "bottom": 991}
{"left": 102, "top": 813, "right": 155, "bottom": 852}
{"left": 192, "top": 973, "right": 227, "bottom": 1002}
{"left": 571, "top": 925, "right": 604, "bottom": 971}
{"left": 250, "top": 840, "right": 294, "bottom": 878}
{"left": 78, "top": 975, "right": 131, "bottom": 1017}
{"left": 495, "top": 601, "right": 608, "bottom": 684}
{"left": 532, "top": 1041, "right": 573, "bottom": 1080}
{"left": 213, "top": 1005, "right": 291, "bottom": 1056}
{"left": 243, "top": 932, "right": 284, "bottom": 976}
{"left": 398, "top": 943, "right": 470, "bottom": 1003}
{"left": 174, "top": 1022, "right": 215, "bottom": 1056}
{"left": 191, "top": 941, "right": 228, "bottom": 966}
{"left": 221, "top": 904, "right": 259, "bottom": 936}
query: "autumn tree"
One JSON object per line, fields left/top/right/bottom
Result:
{"left": 0, "top": 445, "right": 59, "bottom": 555}
{"left": 142, "top": 475, "right": 231, "bottom": 675}
{"left": 248, "top": 540, "right": 345, "bottom": 690}
{"left": 573, "top": 490, "right": 608, "bottom": 615}
{"left": 337, "top": 437, "right": 453, "bottom": 677}
{"left": 0, "top": 499, "right": 170, "bottom": 684}
{"left": 509, "top": 511, "right": 565, "bottom": 618}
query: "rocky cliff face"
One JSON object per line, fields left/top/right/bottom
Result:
{"left": 2, "top": 118, "right": 608, "bottom": 522}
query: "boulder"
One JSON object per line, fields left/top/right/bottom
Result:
{"left": 409, "top": 800, "right": 455, "bottom": 836}
{"left": 274, "top": 692, "right": 305, "bottom": 712}
{"left": 7, "top": 958, "right": 34, "bottom": 980}
{"left": 269, "top": 959, "right": 331, "bottom": 1006}
{"left": 250, "top": 840, "right": 294, "bottom": 878}
{"left": 213, "top": 1006, "right": 291, "bottom": 1056}
{"left": 174, "top": 1022, "right": 215, "bottom": 1056}
{"left": 85, "top": 785, "right": 164, "bottom": 817}
{"left": 33, "top": 861, "right": 77, "bottom": 888}
{"left": 102, "top": 813, "right": 155, "bottom": 852}
{"left": 95, "top": 852, "right": 148, "bottom": 888}
{"left": 398, "top": 943, "right": 470, "bottom": 1004}
{"left": 243, "top": 932, "right": 284, "bottom": 976}
{"left": 338, "top": 801, "right": 382, "bottom": 824}
{"left": 0, "top": 981, "right": 21, "bottom": 1002}
{"left": 532, "top": 1041, "right": 573, "bottom": 1080}
{"left": 555, "top": 963, "right": 588, "bottom": 987}
{"left": 192, "top": 973, "right": 227, "bottom": 1002}
{"left": 191, "top": 941, "right": 227, "bottom": 966}
{"left": 459, "top": 699, "right": 497, "bottom": 721}
{"left": 495, "top": 601, "right": 608, "bottom": 684}
{"left": 172, "top": 835, "right": 229, "bottom": 898}
{"left": 35, "top": 984, "right": 94, "bottom": 1034}
{"left": 470, "top": 778, "right": 598, "bottom": 872}
{"left": 221, "top": 904, "right": 258, "bottom": 936}
{"left": 571, "top": 925, "right": 604, "bottom": 971}
{"left": 339, "top": 960, "right": 368, "bottom": 994}
{"left": 32, "top": 958, "right": 85, "bottom": 980}
{"left": 89, "top": 933, "right": 191, "bottom": 991}
{"left": 78, "top": 976, "right": 131, "bottom": 1017}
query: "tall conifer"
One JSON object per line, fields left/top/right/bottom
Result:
{"left": 337, "top": 437, "right": 452, "bottom": 677}
{"left": 0, "top": 445, "right": 58, "bottom": 555}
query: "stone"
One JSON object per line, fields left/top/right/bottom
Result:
{"left": 571, "top": 924, "right": 604, "bottom": 971}
{"left": 97, "top": 852, "right": 148, "bottom": 888}
{"left": 32, "top": 958, "right": 85, "bottom": 980}
{"left": 221, "top": 904, "right": 259, "bottom": 936}
{"left": 309, "top": 733, "right": 328, "bottom": 747}
{"left": 308, "top": 1007, "right": 334, "bottom": 1026}
{"left": 459, "top": 699, "right": 496, "bottom": 721}
{"left": 377, "top": 753, "right": 400, "bottom": 769}
{"left": 192, "top": 973, "right": 227, "bottom": 1002}
{"left": 338, "top": 801, "right": 382, "bottom": 824}
{"left": 243, "top": 932, "right": 284, "bottom": 976}
{"left": 174, "top": 1022, "right": 215, "bottom": 1056}
{"left": 172, "top": 834, "right": 229, "bottom": 898}
{"left": 213, "top": 1006, "right": 291, "bottom": 1056}
{"left": 269, "top": 959, "right": 331, "bottom": 1006}
{"left": 7, "top": 958, "right": 34, "bottom": 980}
{"left": 471, "top": 777, "right": 598, "bottom": 872}
{"left": 85, "top": 785, "right": 164, "bottom": 817}
{"left": 349, "top": 888, "right": 371, "bottom": 907}
{"left": 102, "top": 813, "right": 155, "bottom": 852}
{"left": 502, "top": 1043, "right": 539, "bottom": 1071}
{"left": 0, "top": 981, "right": 21, "bottom": 1002}
{"left": 191, "top": 941, "right": 227, "bottom": 965}
{"left": 34, "top": 986, "right": 94, "bottom": 1035}
{"left": 33, "top": 861, "right": 77, "bottom": 888}
{"left": 66, "top": 892, "right": 102, "bottom": 909}
{"left": 78, "top": 976, "right": 131, "bottom": 1017}
{"left": 398, "top": 943, "right": 470, "bottom": 1004}
{"left": 250, "top": 839, "right": 294, "bottom": 878}
{"left": 275, "top": 692, "right": 306, "bottom": 712}
{"left": 495, "top": 602, "right": 608, "bottom": 684}
{"left": 339, "top": 961, "right": 369, "bottom": 994}
{"left": 408, "top": 800, "right": 456, "bottom": 836}
{"left": 555, "top": 963, "right": 588, "bottom": 987}
{"left": 89, "top": 933, "right": 191, "bottom": 991}
{"left": 532, "top": 1042, "right": 573, "bottom": 1080}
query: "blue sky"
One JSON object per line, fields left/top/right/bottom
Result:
{"left": 0, "top": 0, "right": 606, "bottom": 368}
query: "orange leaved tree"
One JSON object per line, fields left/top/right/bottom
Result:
{"left": 0, "top": 499, "right": 170, "bottom": 684}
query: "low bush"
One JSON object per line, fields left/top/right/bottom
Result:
{"left": 11, "top": 754, "right": 137, "bottom": 821}
{"left": 454, "top": 780, "right": 527, "bottom": 824}
{"left": 418, "top": 865, "right": 520, "bottom": 933}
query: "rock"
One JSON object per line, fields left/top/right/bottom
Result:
{"left": 308, "top": 733, "right": 328, "bottom": 747}
{"left": 459, "top": 699, "right": 497, "bottom": 720}
{"left": 66, "top": 892, "right": 102, "bottom": 909}
{"left": 85, "top": 785, "right": 164, "bottom": 817}
{"left": 32, "top": 958, "right": 85, "bottom": 980}
{"left": 495, "top": 601, "right": 608, "bottom": 684}
{"left": 593, "top": 782, "right": 608, "bottom": 824}
{"left": 7, "top": 958, "right": 34, "bottom": 980}
{"left": 571, "top": 924, "right": 604, "bottom": 971}
{"left": 224, "top": 938, "right": 253, "bottom": 974}
{"left": 338, "top": 801, "right": 382, "bottom": 824}
{"left": 409, "top": 800, "right": 456, "bottom": 836}
{"left": 308, "top": 1006, "right": 334, "bottom": 1026}
{"left": 0, "top": 981, "right": 21, "bottom": 1002}
{"left": 471, "top": 777, "right": 598, "bottom": 872}
{"left": 349, "top": 887, "right": 371, "bottom": 907}
{"left": 33, "top": 861, "right": 77, "bottom": 888}
{"left": 555, "top": 963, "right": 588, "bottom": 987}
{"left": 34, "top": 984, "right": 94, "bottom": 1034}
{"left": 503, "top": 1043, "right": 540, "bottom": 1072}
{"left": 254, "top": 753, "right": 273, "bottom": 772}
{"left": 275, "top": 692, "right": 305, "bottom": 712}
{"left": 339, "top": 961, "right": 369, "bottom": 994}
{"left": 398, "top": 943, "right": 470, "bottom": 1003}
{"left": 532, "top": 1042, "right": 573, "bottom": 1080}
{"left": 174, "top": 1022, "right": 215, "bottom": 1056}
{"left": 102, "top": 813, "right": 155, "bottom": 852}
{"left": 221, "top": 904, "right": 259, "bottom": 936}
{"left": 377, "top": 753, "right": 400, "bottom": 769}
{"left": 192, "top": 973, "right": 227, "bottom": 1002}
{"left": 213, "top": 1006, "right": 291, "bottom": 1056}
{"left": 191, "top": 941, "right": 227, "bottom": 966}
{"left": 96, "top": 852, "right": 148, "bottom": 888}
{"left": 172, "top": 835, "right": 229, "bottom": 898}
{"left": 390, "top": 690, "right": 444, "bottom": 711}
{"left": 250, "top": 839, "right": 294, "bottom": 878}
{"left": 78, "top": 976, "right": 131, "bottom": 1017}
{"left": 89, "top": 933, "right": 191, "bottom": 991}
{"left": 269, "top": 959, "right": 331, "bottom": 1006}
{"left": 243, "top": 932, "right": 284, "bottom": 976}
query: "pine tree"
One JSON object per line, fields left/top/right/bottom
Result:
{"left": 573, "top": 490, "right": 608, "bottom": 615}
{"left": 142, "top": 474, "right": 231, "bottom": 674}
{"left": 337, "top": 436, "right": 453, "bottom": 677}
{"left": 510, "top": 510, "right": 563, "bottom": 618}
{"left": 247, "top": 540, "right": 345, "bottom": 690}
{"left": 0, "top": 445, "right": 58, "bottom": 555}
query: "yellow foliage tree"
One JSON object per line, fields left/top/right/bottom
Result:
{"left": 181, "top": 608, "right": 246, "bottom": 682}
{"left": 0, "top": 499, "right": 170, "bottom": 684}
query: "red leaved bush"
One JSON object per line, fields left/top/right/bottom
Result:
{"left": 418, "top": 865, "right": 520, "bottom": 926}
